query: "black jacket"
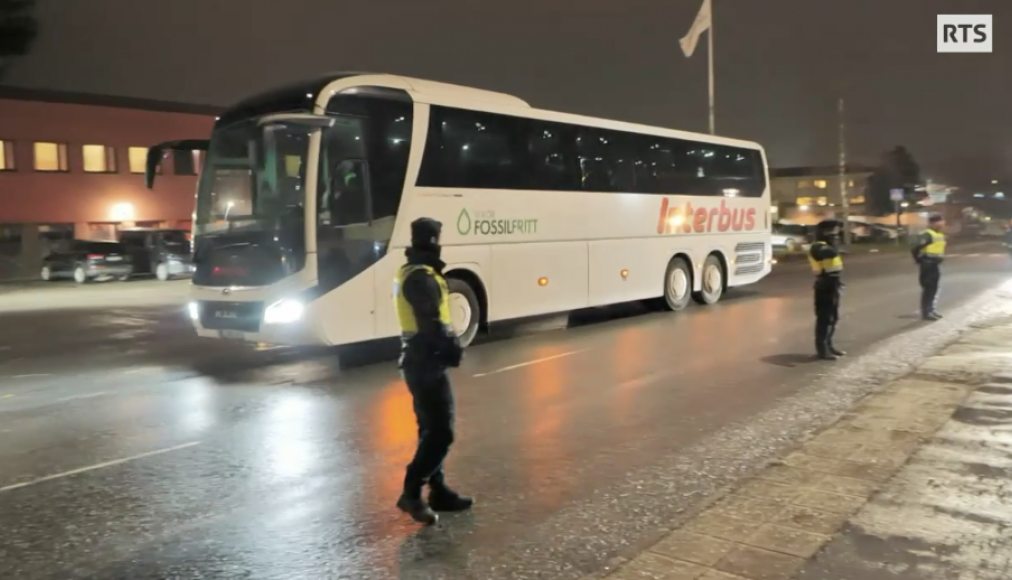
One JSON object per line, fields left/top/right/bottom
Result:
{"left": 400, "top": 247, "right": 463, "bottom": 368}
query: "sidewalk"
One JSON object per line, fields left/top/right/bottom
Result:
{"left": 600, "top": 315, "right": 1012, "bottom": 580}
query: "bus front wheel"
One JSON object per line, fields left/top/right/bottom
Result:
{"left": 447, "top": 278, "right": 481, "bottom": 347}
{"left": 692, "top": 254, "right": 725, "bottom": 305}
{"left": 662, "top": 257, "right": 693, "bottom": 311}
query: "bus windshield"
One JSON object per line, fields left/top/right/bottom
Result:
{"left": 194, "top": 120, "right": 311, "bottom": 236}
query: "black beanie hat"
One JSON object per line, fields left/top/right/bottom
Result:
{"left": 411, "top": 218, "right": 442, "bottom": 249}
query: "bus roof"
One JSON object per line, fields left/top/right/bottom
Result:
{"left": 219, "top": 72, "right": 763, "bottom": 151}
{"left": 324, "top": 73, "right": 763, "bottom": 152}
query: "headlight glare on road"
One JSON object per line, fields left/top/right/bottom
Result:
{"left": 264, "top": 299, "right": 305, "bottom": 325}
{"left": 187, "top": 301, "right": 199, "bottom": 321}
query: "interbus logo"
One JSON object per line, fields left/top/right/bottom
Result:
{"left": 656, "top": 198, "right": 757, "bottom": 235}
{"left": 937, "top": 14, "right": 992, "bottom": 53}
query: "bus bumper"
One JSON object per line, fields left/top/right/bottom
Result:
{"left": 189, "top": 298, "right": 323, "bottom": 347}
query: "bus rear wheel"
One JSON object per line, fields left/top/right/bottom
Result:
{"left": 447, "top": 278, "right": 481, "bottom": 347}
{"left": 662, "top": 257, "right": 692, "bottom": 311}
{"left": 693, "top": 254, "right": 725, "bottom": 305}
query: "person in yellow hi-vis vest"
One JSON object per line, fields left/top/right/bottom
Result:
{"left": 393, "top": 218, "right": 471, "bottom": 526}
{"left": 912, "top": 214, "right": 946, "bottom": 321}
{"left": 808, "top": 220, "right": 846, "bottom": 360}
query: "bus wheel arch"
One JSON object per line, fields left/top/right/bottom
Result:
{"left": 661, "top": 254, "right": 694, "bottom": 311}
{"left": 444, "top": 269, "right": 486, "bottom": 347}
{"left": 693, "top": 251, "right": 727, "bottom": 305}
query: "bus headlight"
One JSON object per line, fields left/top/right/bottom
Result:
{"left": 264, "top": 299, "right": 305, "bottom": 325}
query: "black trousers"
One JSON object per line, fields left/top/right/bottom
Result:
{"left": 919, "top": 262, "right": 941, "bottom": 317}
{"left": 401, "top": 361, "right": 455, "bottom": 498}
{"left": 814, "top": 280, "right": 840, "bottom": 354}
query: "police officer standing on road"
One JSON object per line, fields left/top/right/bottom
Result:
{"left": 393, "top": 217, "right": 473, "bottom": 526}
{"left": 809, "top": 220, "right": 846, "bottom": 360}
{"left": 912, "top": 214, "right": 946, "bottom": 321}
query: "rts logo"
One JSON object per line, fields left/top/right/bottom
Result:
{"left": 937, "top": 14, "right": 992, "bottom": 53}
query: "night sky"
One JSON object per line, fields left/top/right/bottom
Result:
{"left": 4, "top": 0, "right": 1010, "bottom": 185}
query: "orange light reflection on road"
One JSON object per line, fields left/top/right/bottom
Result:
{"left": 519, "top": 347, "right": 573, "bottom": 511}
{"left": 364, "top": 379, "right": 417, "bottom": 515}
{"left": 612, "top": 326, "right": 650, "bottom": 422}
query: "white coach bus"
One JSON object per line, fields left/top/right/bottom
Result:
{"left": 147, "top": 73, "right": 772, "bottom": 347}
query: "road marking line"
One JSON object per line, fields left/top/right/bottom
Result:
{"left": 0, "top": 441, "right": 201, "bottom": 494}
{"left": 618, "top": 371, "right": 669, "bottom": 390}
{"left": 11, "top": 374, "right": 51, "bottom": 379}
{"left": 473, "top": 349, "right": 587, "bottom": 378}
{"left": 55, "top": 391, "right": 110, "bottom": 404}
{"left": 0, "top": 394, "right": 13, "bottom": 399}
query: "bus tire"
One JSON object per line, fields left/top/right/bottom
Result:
{"left": 693, "top": 254, "right": 725, "bottom": 305}
{"left": 447, "top": 278, "right": 481, "bottom": 347}
{"left": 662, "top": 256, "right": 692, "bottom": 311}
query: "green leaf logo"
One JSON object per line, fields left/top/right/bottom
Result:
{"left": 457, "top": 208, "right": 472, "bottom": 235}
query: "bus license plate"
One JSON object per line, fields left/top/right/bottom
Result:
{"left": 219, "top": 330, "right": 245, "bottom": 340}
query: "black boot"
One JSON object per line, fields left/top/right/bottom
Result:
{"left": 429, "top": 483, "right": 474, "bottom": 512}
{"left": 397, "top": 494, "right": 438, "bottom": 525}
{"left": 817, "top": 349, "right": 838, "bottom": 361}
{"left": 829, "top": 345, "right": 847, "bottom": 356}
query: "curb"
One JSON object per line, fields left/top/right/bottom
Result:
{"left": 601, "top": 316, "right": 1012, "bottom": 580}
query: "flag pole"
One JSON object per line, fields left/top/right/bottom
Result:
{"left": 707, "top": 0, "right": 715, "bottom": 134}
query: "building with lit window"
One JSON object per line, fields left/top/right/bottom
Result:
{"left": 0, "top": 87, "right": 217, "bottom": 278}
{"left": 770, "top": 165, "right": 874, "bottom": 223}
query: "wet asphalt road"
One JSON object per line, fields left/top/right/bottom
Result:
{"left": 1, "top": 245, "right": 1009, "bottom": 580}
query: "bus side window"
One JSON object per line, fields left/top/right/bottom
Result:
{"left": 575, "top": 128, "right": 635, "bottom": 192}
{"left": 526, "top": 121, "right": 577, "bottom": 190}
{"left": 323, "top": 159, "right": 370, "bottom": 227}
{"left": 318, "top": 117, "right": 368, "bottom": 227}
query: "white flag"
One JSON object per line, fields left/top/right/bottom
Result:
{"left": 680, "top": 0, "right": 712, "bottom": 58}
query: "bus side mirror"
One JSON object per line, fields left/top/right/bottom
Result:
{"left": 144, "top": 139, "right": 211, "bottom": 189}
{"left": 145, "top": 147, "right": 164, "bottom": 189}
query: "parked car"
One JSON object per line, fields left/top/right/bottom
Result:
{"left": 771, "top": 224, "right": 810, "bottom": 252}
{"left": 118, "top": 228, "right": 194, "bottom": 281}
{"left": 41, "top": 240, "right": 133, "bottom": 283}
{"left": 870, "top": 224, "right": 901, "bottom": 241}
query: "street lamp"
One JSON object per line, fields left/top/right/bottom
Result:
{"left": 224, "top": 200, "right": 235, "bottom": 220}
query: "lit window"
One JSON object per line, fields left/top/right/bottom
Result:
{"left": 797, "top": 180, "right": 811, "bottom": 188}
{"left": 814, "top": 179, "right": 828, "bottom": 189}
{"left": 847, "top": 179, "right": 856, "bottom": 187}
{"left": 128, "top": 147, "right": 148, "bottom": 174}
{"left": 82, "top": 145, "right": 117, "bottom": 173}
{"left": 0, "top": 140, "right": 14, "bottom": 171}
{"left": 816, "top": 196, "right": 829, "bottom": 206}
{"left": 796, "top": 196, "right": 813, "bottom": 206}
{"left": 34, "top": 142, "right": 69, "bottom": 172}
{"left": 851, "top": 195, "right": 866, "bottom": 204}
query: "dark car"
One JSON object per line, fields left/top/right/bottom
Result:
{"left": 118, "top": 228, "right": 194, "bottom": 281}
{"left": 41, "top": 240, "right": 133, "bottom": 283}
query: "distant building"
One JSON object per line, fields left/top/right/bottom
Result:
{"left": 771, "top": 165, "right": 964, "bottom": 234}
{"left": 0, "top": 87, "right": 218, "bottom": 278}
{"left": 770, "top": 165, "right": 875, "bottom": 224}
